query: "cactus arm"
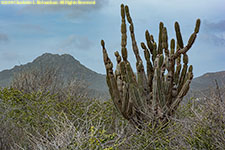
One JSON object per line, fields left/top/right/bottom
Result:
{"left": 164, "top": 58, "right": 175, "bottom": 107}
{"left": 162, "top": 26, "right": 173, "bottom": 105}
{"left": 174, "top": 54, "right": 181, "bottom": 85}
{"left": 145, "top": 30, "right": 154, "bottom": 54}
{"left": 124, "top": 5, "right": 149, "bottom": 108}
{"left": 166, "top": 38, "right": 176, "bottom": 95}
{"left": 141, "top": 42, "right": 154, "bottom": 92}
{"left": 175, "top": 22, "right": 184, "bottom": 49}
{"left": 158, "top": 22, "right": 164, "bottom": 54}
{"left": 177, "top": 54, "right": 188, "bottom": 93}
{"left": 124, "top": 5, "right": 141, "bottom": 63}
{"left": 170, "top": 39, "right": 175, "bottom": 55}
{"left": 152, "top": 57, "right": 159, "bottom": 111}
{"left": 101, "top": 40, "right": 126, "bottom": 118}
{"left": 144, "top": 31, "right": 155, "bottom": 92}
{"left": 114, "top": 52, "right": 131, "bottom": 119}
{"left": 173, "top": 19, "right": 201, "bottom": 59}
{"left": 169, "top": 69, "right": 193, "bottom": 115}
{"left": 162, "top": 27, "right": 169, "bottom": 54}
{"left": 114, "top": 51, "right": 123, "bottom": 96}
{"left": 120, "top": 4, "right": 128, "bottom": 62}
{"left": 158, "top": 55, "right": 166, "bottom": 108}
{"left": 151, "top": 42, "right": 157, "bottom": 63}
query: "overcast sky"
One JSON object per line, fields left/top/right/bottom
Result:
{"left": 0, "top": 0, "right": 224, "bottom": 77}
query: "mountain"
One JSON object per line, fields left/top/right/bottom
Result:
{"left": 0, "top": 53, "right": 224, "bottom": 99}
{"left": 187, "top": 71, "right": 225, "bottom": 99}
{"left": 191, "top": 71, "right": 225, "bottom": 90}
{"left": 0, "top": 53, "right": 109, "bottom": 98}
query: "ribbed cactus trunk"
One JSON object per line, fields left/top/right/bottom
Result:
{"left": 101, "top": 4, "right": 200, "bottom": 127}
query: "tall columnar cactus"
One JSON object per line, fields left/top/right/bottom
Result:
{"left": 101, "top": 4, "right": 200, "bottom": 126}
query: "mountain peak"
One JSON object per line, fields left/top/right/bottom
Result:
{"left": 33, "top": 53, "right": 80, "bottom": 64}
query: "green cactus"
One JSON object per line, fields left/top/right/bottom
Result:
{"left": 101, "top": 4, "right": 200, "bottom": 127}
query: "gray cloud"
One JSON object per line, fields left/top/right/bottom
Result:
{"left": 201, "top": 33, "right": 225, "bottom": 46}
{"left": 204, "top": 20, "right": 225, "bottom": 32}
{"left": 0, "top": 33, "right": 9, "bottom": 43}
{"left": 20, "top": 0, "right": 109, "bottom": 18}
{"left": 59, "top": 34, "right": 93, "bottom": 51}
{"left": 201, "top": 20, "right": 225, "bottom": 46}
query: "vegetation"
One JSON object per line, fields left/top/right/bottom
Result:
{"left": 0, "top": 65, "right": 224, "bottom": 149}
{"left": 0, "top": 85, "right": 224, "bottom": 149}
{"left": 0, "top": 3, "right": 224, "bottom": 150}
{"left": 101, "top": 4, "right": 201, "bottom": 127}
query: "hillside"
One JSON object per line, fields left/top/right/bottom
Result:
{"left": 191, "top": 71, "right": 225, "bottom": 90}
{"left": 0, "top": 53, "right": 108, "bottom": 97}
{"left": 187, "top": 71, "right": 225, "bottom": 99}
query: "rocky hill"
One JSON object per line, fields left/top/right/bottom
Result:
{"left": 0, "top": 53, "right": 108, "bottom": 98}
{"left": 187, "top": 71, "right": 225, "bottom": 99}
{"left": 191, "top": 71, "right": 225, "bottom": 90}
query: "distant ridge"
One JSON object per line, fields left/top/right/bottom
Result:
{"left": 187, "top": 70, "right": 225, "bottom": 99}
{"left": 191, "top": 71, "right": 225, "bottom": 90}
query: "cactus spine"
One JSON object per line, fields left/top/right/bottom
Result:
{"left": 101, "top": 4, "right": 200, "bottom": 127}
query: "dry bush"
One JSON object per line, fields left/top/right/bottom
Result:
{"left": 11, "top": 100, "right": 127, "bottom": 150}
{"left": 5, "top": 91, "right": 224, "bottom": 150}
{"left": 170, "top": 86, "right": 225, "bottom": 149}
{"left": 11, "top": 67, "right": 60, "bottom": 94}
{"left": 11, "top": 67, "right": 89, "bottom": 100}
